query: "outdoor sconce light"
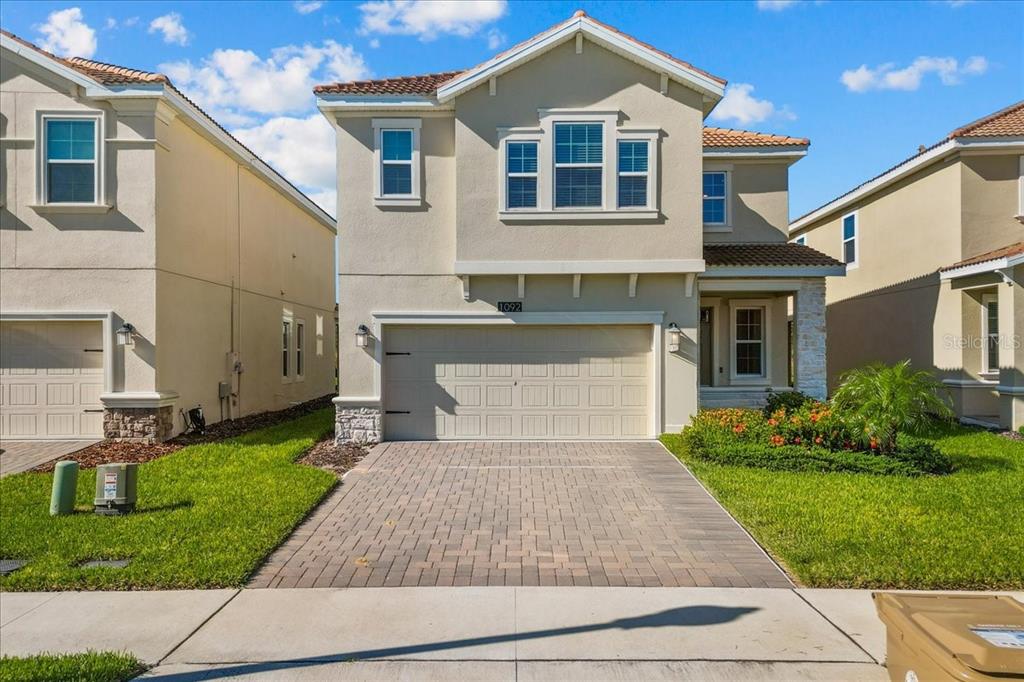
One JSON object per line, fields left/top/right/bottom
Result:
{"left": 667, "top": 322, "right": 681, "bottom": 352}
{"left": 115, "top": 323, "right": 135, "bottom": 347}
{"left": 355, "top": 324, "right": 370, "bottom": 348}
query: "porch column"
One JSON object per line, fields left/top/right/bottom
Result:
{"left": 793, "top": 278, "right": 827, "bottom": 400}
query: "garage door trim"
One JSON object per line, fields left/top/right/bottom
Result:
{"left": 1, "top": 311, "right": 115, "bottom": 395}
{"left": 370, "top": 310, "right": 665, "bottom": 438}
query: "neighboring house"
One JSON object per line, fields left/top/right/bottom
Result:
{"left": 790, "top": 101, "right": 1024, "bottom": 429}
{"left": 0, "top": 31, "right": 337, "bottom": 442}
{"left": 318, "top": 11, "right": 842, "bottom": 443}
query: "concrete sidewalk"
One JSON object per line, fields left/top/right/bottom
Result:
{"left": 1, "top": 586, "right": 897, "bottom": 681}
{"left": 4, "top": 587, "right": 1020, "bottom": 680}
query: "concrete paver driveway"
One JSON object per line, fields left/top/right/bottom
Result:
{"left": 0, "top": 440, "right": 97, "bottom": 477}
{"left": 251, "top": 441, "right": 791, "bottom": 589}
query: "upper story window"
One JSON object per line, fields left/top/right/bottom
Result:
{"left": 554, "top": 123, "right": 603, "bottom": 208}
{"left": 842, "top": 212, "right": 858, "bottom": 267}
{"left": 793, "top": 236, "right": 807, "bottom": 246}
{"left": 703, "top": 171, "right": 727, "bottom": 225}
{"left": 617, "top": 140, "right": 649, "bottom": 208}
{"left": 506, "top": 141, "right": 538, "bottom": 209}
{"left": 372, "top": 118, "right": 421, "bottom": 206}
{"left": 36, "top": 112, "right": 105, "bottom": 207}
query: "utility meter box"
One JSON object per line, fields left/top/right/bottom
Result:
{"left": 94, "top": 463, "right": 138, "bottom": 515}
{"left": 874, "top": 592, "right": 1024, "bottom": 681}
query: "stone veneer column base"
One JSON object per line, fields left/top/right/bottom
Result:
{"left": 103, "top": 405, "right": 174, "bottom": 443}
{"left": 335, "top": 400, "right": 382, "bottom": 445}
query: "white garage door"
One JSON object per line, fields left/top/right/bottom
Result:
{"left": 0, "top": 321, "right": 105, "bottom": 439}
{"left": 384, "top": 325, "right": 651, "bottom": 440}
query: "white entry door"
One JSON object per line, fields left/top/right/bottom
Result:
{"left": 0, "top": 321, "right": 105, "bottom": 439}
{"left": 383, "top": 325, "right": 652, "bottom": 440}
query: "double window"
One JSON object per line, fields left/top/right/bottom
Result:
{"left": 506, "top": 141, "right": 538, "bottom": 209}
{"left": 38, "top": 113, "right": 103, "bottom": 205}
{"left": 281, "top": 316, "right": 306, "bottom": 382}
{"left": 554, "top": 123, "right": 603, "bottom": 208}
{"left": 842, "top": 212, "right": 858, "bottom": 266}
{"left": 703, "top": 171, "right": 727, "bottom": 225}
{"left": 617, "top": 140, "right": 649, "bottom": 208}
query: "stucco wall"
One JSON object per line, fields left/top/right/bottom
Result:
{"left": 960, "top": 154, "right": 1022, "bottom": 259}
{"left": 702, "top": 161, "right": 790, "bottom": 244}
{"left": 699, "top": 293, "right": 790, "bottom": 388}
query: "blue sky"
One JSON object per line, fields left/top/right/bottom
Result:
{"left": 2, "top": 0, "right": 1021, "bottom": 219}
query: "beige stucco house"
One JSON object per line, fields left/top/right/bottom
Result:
{"left": 318, "top": 12, "right": 843, "bottom": 443}
{"left": 790, "top": 101, "right": 1024, "bottom": 429}
{"left": 1, "top": 31, "right": 337, "bottom": 441}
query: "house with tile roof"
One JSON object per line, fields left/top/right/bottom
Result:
{"left": 319, "top": 11, "right": 842, "bottom": 443}
{"left": 0, "top": 30, "right": 337, "bottom": 441}
{"left": 790, "top": 101, "right": 1024, "bottom": 429}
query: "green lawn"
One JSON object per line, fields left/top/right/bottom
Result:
{"left": 0, "top": 410, "right": 336, "bottom": 591}
{"left": 0, "top": 651, "right": 143, "bottom": 682}
{"left": 661, "top": 423, "right": 1024, "bottom": 589}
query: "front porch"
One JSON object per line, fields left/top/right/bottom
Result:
{"left": 696, "top": 243, "right": 843, "bottom": 410}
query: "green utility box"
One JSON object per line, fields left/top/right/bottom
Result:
{"left": 93, "top": 463, "right": 138, "bottom": 515}
{"left": 875, "top": 592, "right": 1024, "bottom": 681}
{"left": 49, "top": 461, "right": 79, "bottom": 516}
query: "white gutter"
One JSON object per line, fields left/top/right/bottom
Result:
{"left": 939, "top": 252, "right": 1024, "bottom": 280}
{"left": 705, "top": 265, "right": 846, "bottom": 278}
{"left": 317, "top": 94, "right": 449, "bottom": 112}
{"left": 790, "top": 138, "right": 1024, "bottom": 233}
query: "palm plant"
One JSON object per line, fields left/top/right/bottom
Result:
{"left": 832, "top": 361, "right": 953, "bottom": 454}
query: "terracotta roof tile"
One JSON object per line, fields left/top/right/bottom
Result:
{"left": 704, "top": 243, "right": 844, "bottom": 268}
{"left": 947, "top": 100, "right": 1024, "bottom": 138}
{"left": 314, "top": 71, "right": 463, "bottom": 95}
{"left": 703, "top": 127, "right": 808, "bottom": 148}
{"left": 314, "top": 11, "right": 725, "bottom": 96}
{"left": 939, "top": 242, "right": 1024, "bottom": 272}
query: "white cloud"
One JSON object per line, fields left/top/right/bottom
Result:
{"left": 294, "top": 1, "right": 325, "bottom": 14}
{"left": 36, "top": 7, "right": 97, "bottom": 58}
{"left": 124, "top": 17, "right": 140, "bottom": 27}
{"left": 486, "top": 28, "right": 506, "bottom": 50}
{"left": 368, "top": 38, "right": 381, "bottom": 48}
{"left": 945, "top": 0, "right": 974, "bottom": 7}
{"left": 756, "top": 0, "right": 798, "bottom": 10}
{"left": 233, "top": 114, "right": 337, "bottom": 216}
{"left": 104, "top": 17, "right": 117, "bottom": 30}
{"left": 162, "top": 41, "right": 370, "bottom": 123}
{"left": 359, "top": 0, "right": 507, "bottom": 41}
{"left": 709, "top": 83, "right": 793, "bottom": 125}
{"left": 149, "top": 12, "right": 190, "bottom": 46}
{"left": 841, "top": 55, "right": 988, "bottom": 92}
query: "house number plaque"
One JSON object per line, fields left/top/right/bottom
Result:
{"left": 497, "top": 301, "right": 522, "bottom": 313}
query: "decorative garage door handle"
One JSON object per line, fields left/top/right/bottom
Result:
{"left": 385, "top": 410, "right": 410, "bottom": 415}
{"left": 83, "top": 409, "right": 104, "bottom": 413}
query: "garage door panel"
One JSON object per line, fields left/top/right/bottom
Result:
{"left": 383, "top": 325, "right": 651, "bottom": 441}
{"left": 0, "top": 321, "right": 104, "bottom": 439}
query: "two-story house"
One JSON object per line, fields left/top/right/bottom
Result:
{"left": 1, "top": 30, "right": 337, "bottom": 442}
{"left": 318, "top": 11, "right": 842, "bottom": 443}
{"left": 790, "top": 101, "right": 1024, "bottom": 430}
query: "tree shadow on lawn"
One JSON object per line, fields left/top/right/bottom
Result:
{"left": 945, "top": 453, "right": 1015, "bottom": 474}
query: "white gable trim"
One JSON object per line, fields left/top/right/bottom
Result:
{"left": 435, "top": 15, "right": 725, "bottom": 104}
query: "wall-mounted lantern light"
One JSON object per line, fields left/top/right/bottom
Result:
{"left": 115, "top": 323, "right": 135, "bottom": 347}
{"left": 355, "top": 324, "right": 370, "bottom": 348}
{"left": 667, "top": 322, "right": 681, "bottom": 352}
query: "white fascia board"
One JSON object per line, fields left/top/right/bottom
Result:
{"left": 940, "top": 253, "right": 1024, "bottom": 280}
{"left": 789, "top": 138, "right": 1024, "bottom": 234}
{"left": 703, "top": 147, "right": 807, "bottom": 160}
{"left": 454, "top": 259, "right": 706, "bottom": 275}
{"left": 436, "top": 16, "right": 725, "bottom": 103}
{"left": 372, "top": 311, "right": 666, "bottom": 325}
{"left": 1, "top": 36, "right": 99, "bottom": 91}
{"left": 317, "top": 94, "right": 449, "bottom": 111}
{"left": 704, "top": 265, "right": 846, "bottom": 278}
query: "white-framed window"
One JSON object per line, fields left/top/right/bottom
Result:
{"left": 617, "top": 139, "right": 650, "bottom": 209}
{"left": 1017, "top": 155, "right": 1023, "bottom": 220}
{"left": 793, "top": 236, "right": 807, "bottom": 246}
{"left": 282, "top": 318, "right": 292, "bottom": 382}
{"left": 295, "top": 319, "right": 306, "bottom": 381}
{"left": 372, "top": 118, "right": 421, "bottom": 206}
{"left": 497, "top": 111, "right": 659, "bottom": 220}
{"left": 703, "top": 171, "right": 728, "bottom": 225}
{"left": 982, "top": 293, "right": 999, "bottom": 375}
{"left": 842, "top": 211, "right": 858, "bottom": 267}
{"left": 554, "top": 122, "right": 603, "bottom": 208}
{"left": 36, "top": 111, "right": 104, "bottom": 205}
{"left": 505, "top": 140, "right": 538, "bottom": 210}
{"left": 729, "top": 299, "right": 771, "bottom": 383}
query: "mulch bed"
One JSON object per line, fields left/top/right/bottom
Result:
{"left": 297, "top": 437, "right": 368, "bottom": 476}
{"left": 32, "top": 395, "right": 336, "bottom": 473}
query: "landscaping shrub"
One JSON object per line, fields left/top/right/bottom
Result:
{"left": 763, "top": 389, "right": 813, "bottom": 417}
{"left": 681, "top": 405, "right": 951, "bottom": 476}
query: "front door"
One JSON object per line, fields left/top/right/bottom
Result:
{"left": 699, "top": 307, "right": 713, "bottom": 387}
